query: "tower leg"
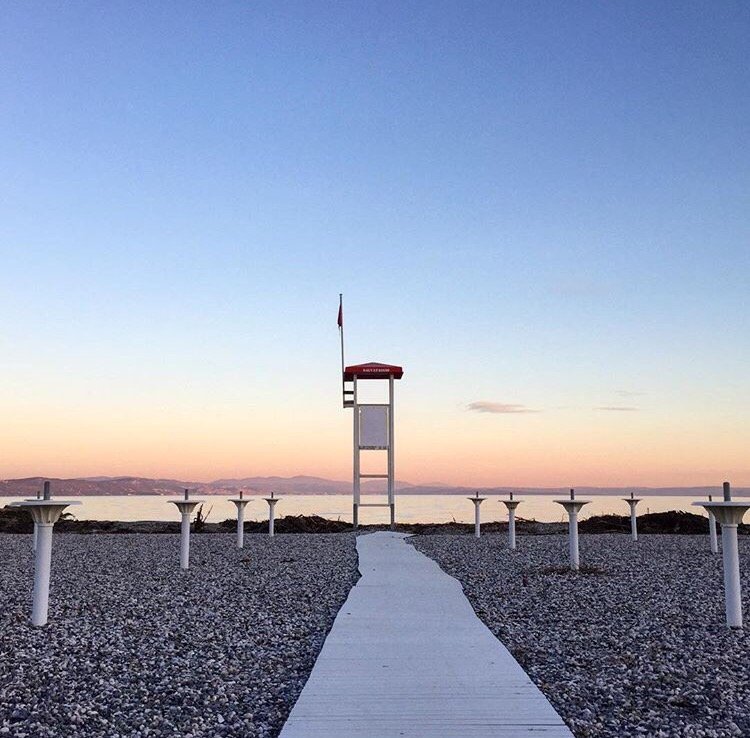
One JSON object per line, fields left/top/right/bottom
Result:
{"left": 353, "top": 503, "right": 359, "bottom": 530}
{"left": 389, "top": 503, "right": 395, "bottom": 531}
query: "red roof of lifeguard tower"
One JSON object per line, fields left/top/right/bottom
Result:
{"left": 343, "top": 362, "right": 403, "bottom": 381}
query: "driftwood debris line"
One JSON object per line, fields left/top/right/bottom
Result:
{"left": 0, "top": 506, "right": 747, "bottom": 536}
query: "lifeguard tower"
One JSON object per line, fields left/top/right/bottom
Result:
{"left": 343, "top": 361, "right": 403, "bottom": 529}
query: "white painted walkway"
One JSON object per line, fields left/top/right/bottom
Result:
{"left": 279, "top": 532, "right": 574, "bottom": 737}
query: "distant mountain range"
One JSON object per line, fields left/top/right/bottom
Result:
{"left": 0, "top": 475, "right": 746, "bottom": 498}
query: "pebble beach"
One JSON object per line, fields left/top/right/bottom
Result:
{"left": 0, "top": 533, "right": 358, "bottom": 738}
{"left": 413, "top": 533, "right": 750, "bottom": 738}
{"left": 3, "top": 530, "right": 750, "bottom": 738}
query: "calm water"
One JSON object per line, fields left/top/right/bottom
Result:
{"left": 2, "top": 493, "right": 735, "bottom": 524}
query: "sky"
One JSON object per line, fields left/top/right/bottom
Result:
{"left": 1, "top": 1, "right": 749, "bottom": 486}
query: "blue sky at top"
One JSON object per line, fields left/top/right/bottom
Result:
{"left": 1, "top": 2, "right": 748, "bottom": 483}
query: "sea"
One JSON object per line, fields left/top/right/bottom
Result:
{"left": 2, "top": 493, "right": 740, "bottom": 525}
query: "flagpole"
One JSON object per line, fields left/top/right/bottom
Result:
{"left": 338, "top": 293, "right": 345, "bottom": 402}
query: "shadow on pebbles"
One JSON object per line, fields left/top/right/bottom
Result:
{"left": 0, "top": 532, "right": 358, "bottom": 738}
{"left": 413, "top": 533, "right": 750, "bottom": 738}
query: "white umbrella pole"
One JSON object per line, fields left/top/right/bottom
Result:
{"left": 31, "top": 524, "right": 54, "bottom": 626}
{"left": 709, "top": 512, "right": 719, "bottom": 553}
{"left": 569, "top": 510, "right": 580, "bottom": 571}
{"left": 180, "top": 512, "right": 191, "bottom": 570}
{"left": 721, "top": 524, "right": 743, "bottom": 628}
{"left": 237, "top": 505, "right": 245, "bottom": 548}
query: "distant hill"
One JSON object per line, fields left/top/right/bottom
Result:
{"left": 211, "top": 476, "right": 351, "bottom": 494}
{"left": 0, "top": 476, "right": 747, "bottom": 497}
{"left": 0, "top": 476, "right": 193, "bottom": 498}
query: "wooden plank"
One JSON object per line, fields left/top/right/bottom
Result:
{"left": 279, "top": 532, "right": 574, "bottom": 738}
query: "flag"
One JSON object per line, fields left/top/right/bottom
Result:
{"left": 337, "top": 297, "right": 343, "bottom": 328}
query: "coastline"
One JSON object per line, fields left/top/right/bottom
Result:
{"left": 1, "top": 505, "right": 748, "bottom": 536}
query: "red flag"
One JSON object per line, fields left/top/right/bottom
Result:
{"left": 337, "top": 300, "right": 343, "bottom": 328}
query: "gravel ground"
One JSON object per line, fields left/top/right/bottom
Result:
{"left": 413, "top": 533, "right": 750, "bottom": 738}
{"left": 0, "top": 532, "right": 358, "bottom": 738}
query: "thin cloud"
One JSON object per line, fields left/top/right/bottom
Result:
{"left": 616, "top": 390, "right": 646, "bottom": 398}
{"left": 595, "top": 406, "right": 639, "bottom": 412}
{"left": 467, "top": 401, "right": 539, "bottom": 414}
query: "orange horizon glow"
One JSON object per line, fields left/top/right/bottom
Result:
{"left": 2, "top": 405, "right": 748, "bottom": 488}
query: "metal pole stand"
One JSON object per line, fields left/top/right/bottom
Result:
{"left": 623, "top": 497, "right": 641, "bottom": 541}
{"left": 265, "top": 496, "right": 280, "bottom": 537}
{"left": 169, "top": 492, "right": 204, "bottom": 570}
{"left": 30, "top": 487, "right": 42, "bottom": 552}
{"left": 10, "top": 498, "right": 81, "bottom": 626}
{"left": 502, "top": 499, "right": 522, "bottom": 550}
{"left": 693, "top": 494, "right": 750, "bottom": 628}
{"left": 468, "top": 494, "right": 486, "bottom": 538}
{"left": 708, "top": 511, "right": 719, "bottom": 553}
{"left": 554, "top": 491, "right": 590, "bottom": 571}
{"left": 705, "top": 494, "right": 719, "bottom": 553}
{"left": 229, "top": 497, "right": 251, "bottom": 548}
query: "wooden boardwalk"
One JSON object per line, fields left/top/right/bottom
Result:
{"left": 279, "top": 532, "right": 574, "bottom": 737}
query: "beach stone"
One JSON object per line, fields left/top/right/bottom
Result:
{"left": 0, "top": 532, "right": 358, "bottom": 737}
{"left": 414, "top": 532, "right": 750, "bottom": 738}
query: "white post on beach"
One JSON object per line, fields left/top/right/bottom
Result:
{"left": 229, "top": 490, "right": 251, "bottom": 548}
{"left": 501, "top": 492, "right": 521, "bottom": 550}
{"left": 707, "top": 494, "right": 719, "bottom": 554}
{"left": 169, "top": 489, "right": 203, "bottom": 570}
{"left": 468, "top": 491, "right": 486, "bottom": 538}
{"left": 623, "top": 491, "right": 641, "bottom": 542}
{"left": 265, "top": 492, "right": 280, "bottom": 537}
{"left": 694, "top": 482, "right": 750, "bottom": 628}
{"left": 10, "top": 481, "right": 80, "bottom": 626}
{"left": 555, "top": 488, "right": 590, "bottom": 571}
{"left": 31, "top": 486, "right": 42, "bottom": 552}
